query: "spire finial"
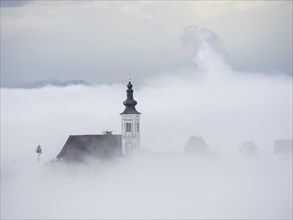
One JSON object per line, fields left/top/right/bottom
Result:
{"left": 128, "top": 72, "right": 131, "bottom": 81}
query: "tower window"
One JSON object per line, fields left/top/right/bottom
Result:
{"left": 126, "top": 123, "right": 132, "bottom": 132}
{"left": 137, "top": 123, "right": 140, "bottom": 132}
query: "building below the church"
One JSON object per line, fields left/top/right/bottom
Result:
{"left": 56, "top": 78, "right": 141, "bottom": 162}
{"left": 274, "top": 139, "right": 292, "bottom": 154}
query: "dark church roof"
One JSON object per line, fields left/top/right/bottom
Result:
{"left": 120, "top": 81, "right": 141, "bottom": 115}
{"left": 56, "top": 134, "right": 122, "bottom": 161}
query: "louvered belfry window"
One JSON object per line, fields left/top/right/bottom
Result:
{"left": 126, "top": 123, "right": 132, "bottom": 132}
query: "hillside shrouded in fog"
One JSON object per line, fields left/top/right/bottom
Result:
{"left": 1, "top": 1, "right": 292, "bottom": 219}
{"left": 1, "top": 47, "right": 292, "bottom": 219}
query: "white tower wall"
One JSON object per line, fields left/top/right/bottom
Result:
{"left": 121, "top": 114, "right": 140, "bottom": 155}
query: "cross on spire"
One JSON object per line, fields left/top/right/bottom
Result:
{"left": 128, "top": 72, "right": 131, "bottom": 81}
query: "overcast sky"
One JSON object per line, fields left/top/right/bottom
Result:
{"left": 1, "top": 1, "right": 292, "bottom": 87}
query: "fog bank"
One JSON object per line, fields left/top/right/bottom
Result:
{"left": 1, "top": 25, "right": 292, "bottom": 219}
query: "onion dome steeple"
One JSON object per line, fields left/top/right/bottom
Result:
{"left": 120, "top": 75, "right": 141, "bottom": 115}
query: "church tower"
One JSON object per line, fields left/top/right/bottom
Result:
{"left": 120, "top": 76, "right": 141, "bottom": 155}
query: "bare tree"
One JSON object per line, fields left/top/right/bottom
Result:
{"left": 35, "top": 144, "right": 42, "bottom": 161}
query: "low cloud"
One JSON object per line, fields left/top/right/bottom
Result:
{"left": 1, "top": 25, "right": 292, "bottom": 219}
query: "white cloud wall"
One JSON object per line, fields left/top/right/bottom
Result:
{"left": 1, "top": 25, "right": 292, "bottom": 219}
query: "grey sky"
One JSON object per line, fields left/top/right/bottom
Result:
{"left": 0, "top": 1, "right": 292, "bottom": 87}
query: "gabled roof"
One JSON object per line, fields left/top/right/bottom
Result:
{"left": 57, "top": 134, "right": 122, "bottom": 161}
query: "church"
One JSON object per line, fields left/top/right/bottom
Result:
{"left": 56, "top": 77, "right": 141, "bottom": 161}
